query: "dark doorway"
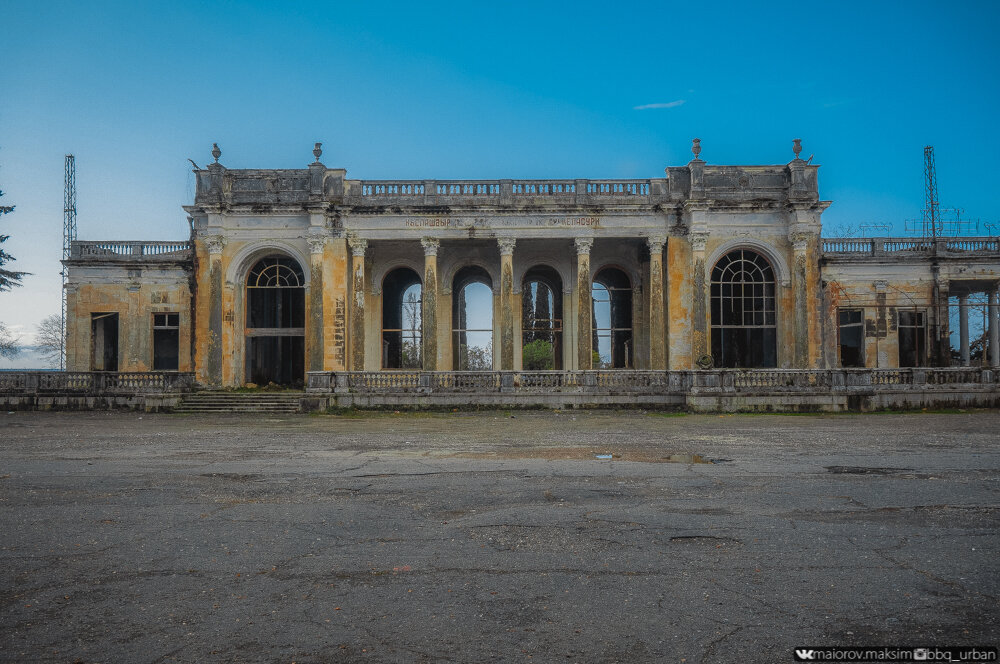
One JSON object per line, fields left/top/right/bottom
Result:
{"left": 710, "top": 249, "right": 777, "bottom": 368}
{"left": 90, "top": 312, "right": 119, "bottom": 371}
{"left": 592, "top": 268, "right": 633, "bottom": 368}
{"left": 382, "top": 268, "right": 422, "bottom": 369}
{"left": 838, "top": 309, "right": 864, "bottom": 368}
{"left": 152, "top": 312, "right": 180, "bottom": 371}
{"left": 522, "top": 265, "right": 563, "bottom": 370}
{"left": 898, "top": 310, "right": 926, "bottom": 367}
{"left": 245, "top": 256, "right": 306, "bottom": 386}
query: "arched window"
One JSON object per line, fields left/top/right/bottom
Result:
{"left": 710, "top": 248, "right": 777, "bottom": 368}
{"left": 246, "top": 256, "right": 305, "bottom": 385}
{"left": 592, "top": 268, "right": 633, "bottom": 369}
{"left": 521, "top": 266, "right": 563, "bottom": 370}
{"left": 452, "top": 266, "right": 493, "bottom": 370}
{"left": 381, "top": 268, "right": 422, "bottom": 369}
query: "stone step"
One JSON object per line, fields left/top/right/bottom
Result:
{"left": 174, "top": 391, "right": 305, "bottom": 413}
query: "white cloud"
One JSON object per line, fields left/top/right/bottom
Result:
{"left": 633, "top": 100, "right": 686, "bottom": 110}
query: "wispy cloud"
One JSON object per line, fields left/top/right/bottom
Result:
{"left": 633, "top": 100, "right": 685, "bottom": 110}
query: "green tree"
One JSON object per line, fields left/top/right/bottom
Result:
{"left": 0, "top": 188, "right": 26, "bottom": 291}
{"left": 522, "top": 339, "right": 554, "bottom": 370}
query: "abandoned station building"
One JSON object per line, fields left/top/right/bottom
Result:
{"left": 64, "top": 140, "right": 1000, "bottom": 388}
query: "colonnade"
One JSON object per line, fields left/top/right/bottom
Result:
{"left": 346, "top": 235, "right": 670, "bottom": 372}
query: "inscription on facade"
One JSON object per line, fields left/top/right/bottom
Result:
{"left": 404, "top": 216, "right": 601, "bottom": 229}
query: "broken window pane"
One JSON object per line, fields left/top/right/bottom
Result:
{"left": 838, "top": 308, "right": 864, "bottom": 368}
{"left": 710, "top": 249, "right": 777, "bottom": 368}
{"left": 898, "top": 309, "right": 926, "bottom": 367}
{"left": 592, "top": 268, "right": 632, "bottom": 368}
{"left": 152, "top": 311, "right": 180, "bottom": 371}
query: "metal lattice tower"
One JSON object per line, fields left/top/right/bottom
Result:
{"left": 922, "top": 146, "right": 940, "bottom": 239}
{"left": 905, "top": 146, "right": 978, "bottom": 237}
{"left": 61, "top": 155, "right": 76, "bottom": 371}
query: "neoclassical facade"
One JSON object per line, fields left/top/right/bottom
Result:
{"left": 64, "top": 140, "right": 1000, "bottom": 387}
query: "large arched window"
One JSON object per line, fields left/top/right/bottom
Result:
{"left": 521, "top": 266, "right": 563, "bottom": 370}
{"left": 592, "top": 267, "right": 633, "bottom": 369}
{"left": 452, "top": 266, "right": 493, "bottom": 370}
{"left": 246, "top": 256, "right": 305, "bottom": 385}
{"left": 382, "top": 268, "right": 422, "bottom": 369}
{"left": 710, "top": 248, "right": 777, "bottom": 368}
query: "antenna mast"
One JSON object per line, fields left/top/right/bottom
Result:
{"left": 922, "top": 146, "right": 939, "bottom": 240}
{"left": 61, "top": 155, "right": 76, "bottom": 371}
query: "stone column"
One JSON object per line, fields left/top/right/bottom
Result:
{"left": 958, "top": 294, "right": 970, "bottom": 367}
{"left": 307, "top": 234, "right": 327, "bottom": 373}
{"left": 688, "top": 227, "right": 710, "bottom": 362}
{"left": 498, "top": 237, "right": 516, "bottom": 371}
{"left": 205, "top": 235, "right": 225, "bottom": 386}
{"left": 647, "top": 235, "right": 666, "bottom": 370}
{"left": 421, "top": 238, "right": 440, "bottom": 371}
{"left": 575, "top": 237, "right": 594, "bottom": 370}
{"left": 990, "top": 288, "right": 1000, "bottom": 368}
{"left": 348, "top": 236, "right": 368, "bottom": 372}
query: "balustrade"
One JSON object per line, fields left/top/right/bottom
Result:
{"left": 73, "top": 241, "right": 192, "bottom": 258}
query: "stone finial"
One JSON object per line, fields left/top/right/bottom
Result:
{"left": 211, "top": 143, "right": 221, "bottom": 163}
{"left": 497, "top": 237, "right": 516, "bottom": 256}
{"left": 313, "top": 142, "right": 323, "bottom": 162}
{"left": 793, "top": 138, "right": 802, "bottom": 160}
{"left": 691, "top": 138, "right": 702, "bottom": 160}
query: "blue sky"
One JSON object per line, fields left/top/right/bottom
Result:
{"left": 1, "top": 0, "right": 999, "bottom": 361}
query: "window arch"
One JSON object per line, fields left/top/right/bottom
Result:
{"left": 522, "top": 265, "right": 563, "bottom": 370}
{"left": 245, "top": 255, "right": 306, "bottom": 386}
{"left": 710, "top": 248, "right": 777, "bottom": 368}
{"left": 592, "top": 267, "right": 633, "bottom": 369}
{"left": 381, "top": 268, "right": 422, "bottom": 369}
{"left": 452, "top": 266, "right": 494, "bottom": 370}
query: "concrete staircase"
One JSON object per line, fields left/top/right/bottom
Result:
{"left": 173, "top": 391, "right": 304, "bottom": 414}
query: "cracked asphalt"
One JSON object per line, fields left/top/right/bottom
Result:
{"left": 1, "top": 410, "right": 998, "bottom": 663}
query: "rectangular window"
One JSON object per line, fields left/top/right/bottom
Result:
{"left": 838, "top": 309, "right": 865, "bottom": 367}
{"left": 152, "top": 312, "right": 180, "bottom": 371}
{"left": 898, "top": 310, "right": 926, "bottom": 367}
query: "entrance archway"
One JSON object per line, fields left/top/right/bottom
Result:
{"left": 245, "top": 255, "right": 305, "bottom": 386}
{"left": 592, "top": 267, "right": 633, "bottom": 368}
{"left": 452, "top": 266, "right": 494, "bottom": 370}
{"left": 522, "top": 265, "right": 563, "bottom": 369}
{"left": 382, "top": 267, "right": 422, "bottom": 369}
